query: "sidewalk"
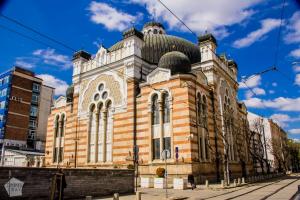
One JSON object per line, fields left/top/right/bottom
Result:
{"left": 95, "top": 175, "right": 300, "bottom": 200}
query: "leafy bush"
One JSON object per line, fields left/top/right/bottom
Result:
{"left": 156, "top": 167, "right": 165, "bottom": 178}
{"left": 127, "top": 164, "right": 135, "bottom": 169}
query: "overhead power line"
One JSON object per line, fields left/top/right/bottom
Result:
{"left": 0, "top": 24, "right": 67, "bottom": 52}
{"left": 0, "top": 13, "right": 76, "bottom": 52}
{"left": 156, "top": 0, "right": 198, "bottom": 38}
{"left": 273, "top": 0, "right": 287, "bottom": 68}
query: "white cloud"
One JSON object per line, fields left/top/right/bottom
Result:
{"left": 272, "top": 82, "right": 277, "bottom": 87}
{"left": 296, "top": 74, "right": 300, "bottom": 86}
{"left": 270, "top": 114, "right": 300, "bottom": 128}
{"left": 37, "top": 74, "right": 68, "bottom": 96}
{"left": 269, "top": 90, "right": 275, "bottom": 94}
{"left": 15, "top": 57, "right": 36, "bottom": 69}
{"left": 293, "top": 65, "right": 300, "bottom": 72}
{"left": 243, "top": 97, "right": 300, "bottom": 111}
{"left": 243, "top": 97, "right": 264, "bottom": 108}
{"left": 88, "top": 2, "right": 140, "bottom": 31}
{"left": 239, "top": 75, "right": 261, "bottom": 89}
{"left": 284, "top": 11, "right": 300, "bottom": 44}
{"left": 245, "top": 87, "right": 265, "bottom": 99}
{"left": 290, "top": 48, "right": 300, "bottom": 59}
{"left": 233, "top": 18, "right": 281, "bottom": 48}
{"left": 289, "top": 129, "right": 300, "bottom": 134}
{"left": 130, "top": 0, "right": 263, "bottom": 38}
{"left": 253, "top": 87, "right": 266, "bottom": 95}
{"left": 33, "top": 48, "right": 72, "bottom": 69}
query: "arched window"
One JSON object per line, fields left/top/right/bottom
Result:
{"left": 54, "top": 115, "right": 59, "bottom": 138}
{"left": 162, "top": 93, "right": 170, "bottom": 123}
{"left": 53, "top": 114, "right": 65, "bottom": 163}
{"left": 199, "top": 136, "right": 203, "bottom": 160}
{"left": 60, "top": 114, "right": 65, "bottom": 137}
{"left": 152, "top": 94, "right": 160, "bottom": 125}
{"left": 223, "top": 91, "right": 235, "bottom": 161}
{"left": 153, "top": 29, "right": 158, "bottom": 34}
{"left": 202, "top": 96, "right": 208, "bottom": 128}
{"left": 59, "top": 114, "right": 65, "bottom": 162}
{"left": 53, "top": 115, "right": 59, "bottom": 163}
{"left": 197, "top": 93, "right": 202, "bottom": 126}
{"left": 162, "top": 93, "right": 171, "bottom": 154}
{"left": 205, "top": 136, "right": 209, "bottom": 160}
{"left": 88, "top": 104, "right": 96, "bottom": 162}
{"left": 106, "top": 101, "right": 113, "bottom": 162}
{"left": 97, "top": 103, "right": 104, "bottom": 162}
{"left": 152, "top": 94, "right": 160, "bottom": 159}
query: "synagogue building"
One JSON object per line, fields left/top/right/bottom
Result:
{"left": 45, "top": 22, "right": 252, "bottom": 181}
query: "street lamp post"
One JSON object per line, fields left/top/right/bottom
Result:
{"left": 161, "top": 149, "right": 170, "bottom": 199}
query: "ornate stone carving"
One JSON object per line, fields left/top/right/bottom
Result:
{"left": 80, "top": 74, "right": 124, "bottom": 115}
{"left": 54, "top": 96, "right": 66, "bottom": 108}
{"left": 147, "top": 68, "right": 171, "bottom": 85}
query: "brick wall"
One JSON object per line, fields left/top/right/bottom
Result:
{"left": 0, "top": 167, "right": 134, "bottom": 200}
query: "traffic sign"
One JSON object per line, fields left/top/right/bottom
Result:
{"left": 161, "top": 149, "right": 171, "bottom": 160}
{"left": 175, "top": 147, "right": 179, "bottom": 160}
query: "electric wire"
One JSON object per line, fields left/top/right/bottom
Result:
{"left": 0, "top": 24, "right": 66, "bottom": 53}
{"left": 0, "top": 13, "right": 76, "bottom": 52}
{"left": 273, "top": 0, "right": 286, "bottom": 68}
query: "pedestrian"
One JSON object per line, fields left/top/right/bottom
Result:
{"left": 188, "top": 174, "right": 196, "bottom": 190}
{"left": 55, "top": 168, "right": 67, "bottom": 200}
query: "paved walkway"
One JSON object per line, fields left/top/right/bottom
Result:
{"left": 96, "top": 175, "right": 300, "bottom": 200}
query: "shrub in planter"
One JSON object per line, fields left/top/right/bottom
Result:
{"left": 127, "top": 164, "right": 134, "bottom": 169}
{"left": 156, "top": 167, "right": 165, "bottom": 178}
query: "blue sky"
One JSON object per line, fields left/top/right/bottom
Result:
{"left": 0, "top": 0, "right": 300, "bottom": 138}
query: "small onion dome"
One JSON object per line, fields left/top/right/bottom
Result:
{"left": 158, "top": 51, "right": 191, "bottom": 74}
{"left": 72, "top": 50, "right": 91, "bottom": 61}
{"left": 66, "top": 85, "right": 74, "bottom": 103}
{"left": 122, "top": 27, "right": 144, "bottom": 40}
{"left": 198, "top": 33, "right": 217, "bottom": 46}
{"left": 228, "top": 60, "right": 238, "bottom": 69}
{"left": 143, "top": 21, "right": 165, "bottom": 30}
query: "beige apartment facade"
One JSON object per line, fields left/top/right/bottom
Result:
{"left": 45, "top": 22, "right": 253, "bottom": 182}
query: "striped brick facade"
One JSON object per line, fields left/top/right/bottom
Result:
{"left": 45, "top": 24, "right": 254, "bottom": 182}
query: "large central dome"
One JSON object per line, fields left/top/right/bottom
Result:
{"left": 108, "top": 22, "right": 201, "bottom": 65}
{"left": 141, "top": 34, "right": 201, "bottom": 64}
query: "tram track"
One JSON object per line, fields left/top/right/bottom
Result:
{"left": 199, "top": 176, "right": 300, "bottom": 200}
{"left": 199, "top": 179, "right": 282, "bottom": 200}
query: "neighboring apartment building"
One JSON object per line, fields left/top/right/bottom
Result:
{"left": 45, "top": 22, "right": 253, "bottom": 182}
{"left": 269, "top": 119, "right": 288, "bottom": 171}
{"left": 0, "top": 67, "right": 54, "bottom": 160}
{"left": 247, "top": 112, "right": 288, "bottom": 172}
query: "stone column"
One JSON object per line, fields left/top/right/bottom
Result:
{"left": 87, "top": 113, "right": 93, "bottom": 163}
{"left": 102, "top": 110, "right": 108, "bottom": 162}
{"left": 57, "top": 120, "right": 63, "bottom": 163}
{"left": 159, "top": 100, "right": 164, "bottom": 157}
{"left": 169, "top": 101, "right": 174, "bottom": 158}
{"left": 148, "top": 103, "right": 153, "bottom": 161}
{"left": 94, "top": 112, "right": 100, "bottom": 162}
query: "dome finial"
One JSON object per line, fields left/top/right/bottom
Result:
{"left": 152, "top": 8, "right": 157, "bottom": 22}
